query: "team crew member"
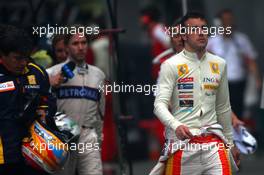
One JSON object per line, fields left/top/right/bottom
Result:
{"left": 139, "top": 5, "right": 171, "bottom": 80}
{"left": 154, "top": 12, "right": 239, "bottom": 174}
{"left": 47, "top": 26, "right": 105, "bottom": 175}
{"left": 51, "top": 34, "right": 68, "bottom": 64}
{"left": 140, "top": 5, "right": 170, "bottom": 58}
{"left": 152, "top": 20, "right": 184, "bottom": 80}
{"left": 0, "top": 25, "right": 55, "bottom": 175}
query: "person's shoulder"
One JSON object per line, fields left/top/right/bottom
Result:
{"left": 153, "top": 48, "right": 174, "bottom": 64}
{"left": 233, "top": 31, "right": 250, "bottom": 43}
{"left": 164, "top": 51, "right": 185, "bottom": 64}
{"left": 46, "top": 61, "right": 67, "bottom": 75}
{"left": 234, "top": 31, "right": 248, "bottom": 39}
{"left": 206, "top": 51, "right": 226, "bottom": 65}
{"left": 88, "top": 64, "right": 105, "bottom": 79}
{"left": 27, "top": 62, "right": 48, "bottom": 77}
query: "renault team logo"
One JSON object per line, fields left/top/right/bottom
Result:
{"left": 27, "top": 75, "right": 37, "bottom": 85}
{"left": 209, "top": 62, "right": 220, "bottom": 74}
{"left": 177, "top": 64, "right": 189, "bottom": 76}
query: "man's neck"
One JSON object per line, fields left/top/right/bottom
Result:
{"left": 69, "top": 57, "right": 86, "bottom": 67}
{"left": 185, "top": 46, "right": 205, "bottom": 60}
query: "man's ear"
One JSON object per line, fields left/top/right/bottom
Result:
{"left": 65, "top": 47, "right": 70, "bottom": 54}
{"left": 181, "top": 34, "right": 187, "bottom": 41}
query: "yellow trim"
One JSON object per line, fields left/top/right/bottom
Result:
{"left": 165, "top": 155, "right": 174, "bottom": 175}
{"left": 39, "top": 105, "right": 48, "bottom": 108}
{"left": 224, "top": 148, "right": 232, "bottom": 175}
{"left": 0, "top": 137, "right": 4, "bottom": 164}
{"left": 28, "top": 63, "right": 45, "bottom": 76}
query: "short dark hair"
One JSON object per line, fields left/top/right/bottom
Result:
{"left": 0, "top": 25, "right": 33, "bottom": 57}
{"left": 140, "top": 5, "right": 161, "bottom": 21}
{"left": 180, "top": 12, "right": 207, "bottom": 26}
{"left": 217, "top": 8, "right": 233, "bottom": 18}
{"left": 52, "top": 34, "right": 66, "bottom": 49}
{"left": 64, "top": 24, "right": 88, "bottom": 45}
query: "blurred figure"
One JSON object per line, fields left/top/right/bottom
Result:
{"left": 90, "top": 31, "right": 110, "bottom": 80}
{"left": 207, "top": 9, "right": 261, "bottom": 118}
{"left": 140, "top": 5, "right": 170, "bottom": 79}
{"left": 51, "top": 34, "right": 68, "bottom": 64}
{"left": 31, "top": 50, "right": 53, "bottom": 68}
{"left": 261, "top": 86, "right": 264, "bottom": 109}
{"left": 152, "top": 19, "right": 184, "bottom": 79}
{"left": 48, "top": 34, "right": 68, "bottom": 87}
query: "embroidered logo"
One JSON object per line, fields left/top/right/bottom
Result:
{"left": 209, "top": 62, "right": 220, "bottom": 74}
{"left": 27, "top": 75, "right": 37, "bottom": 85}
{"left": 177, "top": 64, "right": 189, "bottom": 76}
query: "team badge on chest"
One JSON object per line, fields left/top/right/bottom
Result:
{"left": 27, "top": 75, "right": 37, "bottom": 85}
{"left": 209, "top": 62, "right": 220, "bottom": 74}
{"left": 177, "top": 64, "right": 189, "bottom": 76}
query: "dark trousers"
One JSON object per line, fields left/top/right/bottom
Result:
{"left": 0, "top": 163, "right": 49, "bottom": 175}
{"left": 228, "top": 80, "right": 246, "bottom": 118}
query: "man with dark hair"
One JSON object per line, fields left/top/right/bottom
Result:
{"left": 52, "top": 34, "right": 68, "bottom": 64}
{"left": 0, "top": 25, "right": 55, "bottom": 175}
{"left": 154, "top": 12, "right": 239, "bottom": 174}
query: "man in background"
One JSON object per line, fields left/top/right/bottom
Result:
{"left": 47, "top": 25, "right": 105, "bottom": 175}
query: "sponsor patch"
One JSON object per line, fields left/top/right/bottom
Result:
{"left": 209, "top": 62, "right": 220, "bottom": 74}
{"left": 0, "top": 81, "right": 15, "bottom": 92}
{"left": 57, "top": 86, "right": 100, "bottom": 101}
{"left": 178, "top": 77, "right": 194, "bottom": 83}
{"left": 179, "top": 91, "right": 193, "bottom": 94}
{"left": 178, "top": 83, "right": 193, "bottom": 90}
{"left": 179, "top": 108, "right": 193, "bottom": 112}
{"left": 25, "top": 85, "right": 40, "bottom": 89}
{"left": 179, "top": 94, "right": 193, "bottom": 98}
{"left": 177, "top": 64, "right": 189, "bottom": 76}
{"left": 179, "top": 100, "right": 193, "bottom": 107}
{"left": 204, "top": 84, "right": 218, "bottom": 90}
{"left": 203, "top": 77, "right": 219, "bottom": 83}
{"left": 27, "top": 75, "right": 37, "bottom": 85}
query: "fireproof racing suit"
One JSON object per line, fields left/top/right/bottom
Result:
{"left": 0, "top": 61, "right": 56, "bottom": 171}
{"left": 47, "top": 59, "right": 105, "bottom": 175}
{"left": 153, "top": 49, "right": 234, "bottom": 174}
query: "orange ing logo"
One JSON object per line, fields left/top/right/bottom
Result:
{"left": 209, "top": 62, "right": 220, "bottom": 74}
{"left": 177, "top": 64, "right": 189, "bottom": 76}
